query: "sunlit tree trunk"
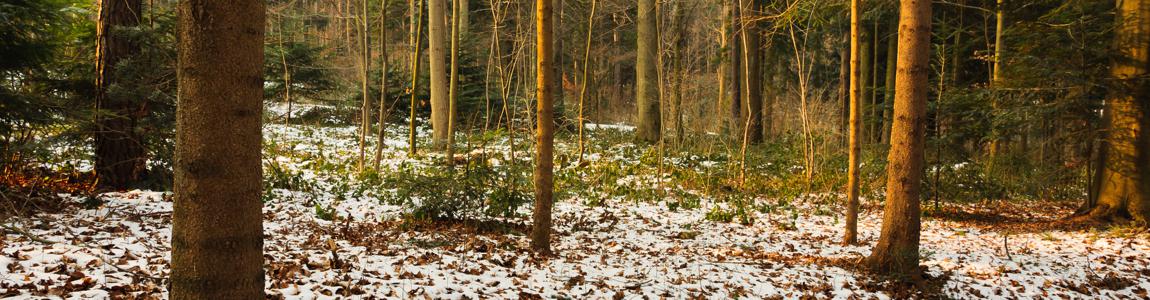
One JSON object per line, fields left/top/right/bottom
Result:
{"left": 1088, "top": 0, "right": 1150, "bottom": 223}
{"left": 867, "top": 0, "right": 932, "bottom": 278}
{"left": 171, "top": 0, "right": 265, "bottom": 297}
{"left": 428, "top": 0, "right": 449, "bottom": 148}
{"left": 844, "top": 0, "right": 861, "bottom": 246}
{"left": 577, "top": 0, "right": 597, "bottom": 161}
{"left": 409, "top": 0, "right": 425, "bottom": 156}
{"left": 740, "top": 0, "right": 762, "bottom": 144}
{"left": 531, "top": 0, "right": 556, "bottom": 254}
{"left": 94, "top": 0, "right": 146, "bottom": 189}
{"left": 447, "top": 0, "right": 460, "bottom": 165}
{"left": 374, "top": 0, "right": 390, "bottom": 170}
{"left": 635, "top": 0, "right": 661, "bottom": 143}
{"left": 358, "top": 0, "right": 372, "bottom": 173}
{"left": 989, "top": 0, "right": 1006, "bottom": 160}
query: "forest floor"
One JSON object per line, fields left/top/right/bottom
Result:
{"left": 3, "top": 105, "right": 1150, "bottom": 299}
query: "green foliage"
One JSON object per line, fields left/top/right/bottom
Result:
{"left": 381, "top": 160, "right": 530, "bottom": 221}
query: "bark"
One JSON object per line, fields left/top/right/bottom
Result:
{"left": 740, "top": 0, "right": 763, "bottom": 145}
{"left": 578, "top": 0, "right": 597, "bottom": 161}
{"left": 553, "top": 0, "right": 566, "bottom": 127}
{"left": 374, "top": 0, "right": 390, "bottom": 170}
{"left": 429, "top": 0, "right": 449, "bottom": 148}
{"left": 844, "top": 0, "right": 861, "bottom": 246}
{"left": 989, "top": 0, "right": 1006, "bottom": 160}
{"left": 635, "top": 0, "right": 661, "bottom": 143}
{"left": 447, "top": 0, "right": 460, "bottom": 165}
{"left": 531, "top": 0, "right": 556, "bottom": 254}
{"left": 171, "top": 0, "right": 265, "bottom": 297}
{"left": 358, "top": 0, "right": 372, "bottom": 172}
{"left": 866, "top": 0, "right": 932, "bottom": 279}
{"left": 882, "top": 26, "right": 897, "bottom": 145}
{"left": 728, "top": 0, "right": 742, "bottom": 138}
{"left": 858, "top": 28, "right": 872, "bottom": 143}
{"left": 409, "top": 0, "right": 425, "bottom": 156}
{"left": 1089, "top": 0, "right": 1150, "bottom": 223}
{"left": 94, "top": 0, "right": 146, "bottom": 190}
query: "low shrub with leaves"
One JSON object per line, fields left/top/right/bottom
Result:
{"left": 381, "top": 160, "right": 530, "bottom": 221}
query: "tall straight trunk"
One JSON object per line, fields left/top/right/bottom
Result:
{"left": 858, "top": 28, "right": 872, "bottom": 143}
{"left": 578, "top": 0, "right": 597, "bottom": 161}
{"left": 447, "top": 0, "right": 460, "bottom": 164}
{"left": 882, "top": 26, "right": 897, "bottom": 144}
{"left": 358, "top": 0, "right": 372, "bottom": 173}
{"left": 428, "top": 0, "right": 449, "bottom": 148}
{"left": 844, "top": 0, "right": 861, "bottom": 246}
{"left": 740, "top": 0, "right": 762, "bottom": 145}
{"left": 1089, "top": 0, "right": 1150, "bottom": 222}
{"left": 375, "top": 0, "right": 390, "bottom": 170}
{"left": 867, "top": 0, "right": 932, "bottom": 278}
{"left": 728, "top": 0, "right": 742, "bottom": 138}
{"left": 553, "top": 0, "right": 565, "bottom": 126}
{"left": 718, "top": 3, "right": 728, "bottom": 135}
{"left": 459, "top": 0, "right": 469, "bottom": 37}
{"left": 839, "top": 41, "right": 850, "bottom": 147}
{"left": 171, "top": 0, "right": 265, "bottom": 297}
{"left": 989, "top": 0, "right": 1006, "bottom": 160}
{"left": 635, "top": 0, "right": 661, "bottom": 143}
{"left": 94, "top": 0, "right": 146, "bottom": 190}
{"left": 531, "top": 0, "right": 556, "bottom": 254}
{"left": 409, "top": 0, "right": 425, "bottom": 156}
{"left": 870, "top": 19, "right": 880, "bottom": 143}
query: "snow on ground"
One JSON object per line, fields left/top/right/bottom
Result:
{"left": 4, "top": 121, "right": 1150, "bottom": 299}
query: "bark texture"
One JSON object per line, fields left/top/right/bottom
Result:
{"left": 866, "top": 0, "right": 932, "bottom": 278}
{"left": 844, "top": 0, "right": 861, "bottom": 246}
{"left": 634, "top": 0, "right": 661, "bottom": 143}
{"left": 428, "top": 0, "right": 449, "bottom": 148}
{"left": 1090, "top": 0, "right": 1150, "bottom": 223}
{"left": 171, "top": 0, "right": 265, "bottom": 298}
{"left": 531, "top": 0, "right": 556, "bottom": 254}
{"left": 94, "top": 0, "right": 146, "bottom": 190}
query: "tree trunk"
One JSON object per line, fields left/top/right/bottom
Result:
{"left": 858, "top": 28, "right": 872, "bottom": 144}
{"left": 553, "top": 0, "right": 566, "bottom": 127}
{"left": 94, "top": 0, "right": 146, "bottom": 190}
{"left": 358, "top": 0, "right": 372, "bottom": 173}
{"left": 374, "top": 0, "right": 390, "bottom": 170}
{"left": 171, "top": 0, "right": 265, "bottom": 297}
{"left": 844, "top": 0, "right": 861, "bottom": 246}
{"left": 578, "top": 0, "right": 597, "bottom": 161}
{"left": 740, "top": 0, "right": 762, "bottom": 145}
{"left": 728, "top": 0, "right": 742, "bottom": 139}
{"left": 531, "top": 0, "right": 556, "bottom": 254}
{"left": 882, "top": 26, "right": 897, "bottom": 145}
{"left": 447, "top": 0, "right": 460, "bottom": 164}
{"left": 409, "top": 0, "right": 425, "bottom": 156}
{"left": 866, "top": 0, "right": 932, "bottom": 279}
{"left": 428, "top": 0, "right": 449, "bottom": 148}
{"left": 989, "top": 0, "right": 1006, "bottom": 160}
{"left": 635, "top": 0, "right": 661, "bottom": 143}
{"left": 1087, "top": 0, "right": 1150, "bottom": 223}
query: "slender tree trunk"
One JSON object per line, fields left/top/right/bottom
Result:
{"left": 740, "top": 0, "right": 762, "bottom": 145}
{"left": 374, "top": 0, "right": 391, "bottom": 170}
{"left": 358, "top": 0, "right": 372, "bottom": 173}
{"left": 1088, "top": 0, "right": 1150, "bottom": 222}
{"left": 553, "top": 0, "right": 566, "bottom": 127}
{"left": 447, "top": 0, "right": 460, "bottom": 165}
{"left": 858, "top": 28, "right": 872, "bottom": 144}
{"left": 882, "top": 26, "right": 897, "bottom": 145}
{"left": 171, "top": 0, "right": 265, "bottom": 297}
{"left": 409, "top": 0, "right": 425, "bottom": 156}
{"left": 578, "top": 0, "right": 596, "bottom": 161}
{"left": 94, "top": 0, "right": 146, "bottom": 190}
{"left": 531, "top": 0, "right": 556, "bottom": 254}
{"left": 866, "top": 0, "right": 932, "bottom": 279}
{"left": 839, "top": 40, "right": 849, "bottom": 147}
{"left": 844, "top": 0, "right": 861, "bottom": 246}
{"left": 635, "top": 0, "right": 661, "bottom": 143}
{"left": 459, "top": 0, "right": 469, "bottom": 37}
{"left": 989, "top": 0, "right": 1006, "bottom": 160}
{"left": 728, "top": 0, "right": 742, "bottom": 138}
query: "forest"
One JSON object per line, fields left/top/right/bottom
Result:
{"left": 1, "top": 0, "right": 1149, "bottom": 298}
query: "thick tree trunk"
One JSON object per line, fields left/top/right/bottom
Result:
{"left": 428, "top": 0, "right": 449, "bottom": 148}
{"left": 531, "top": 0, "right": 556, "bottom": 254}
{"left": 1089, "top": 0, "right": 1150, "bottom": 223}
{"left": 867, "top": 0, "right": 932, "bottom": 279}
{"left": 171, "top": 0, "right": 265, "bottom": 297}
{"left": 635, "top": 0, "right": 661, "bottom": 143}
{"left": 94, "top": 0, "right": 146, "bottom": 190}
{"left": 844, "top": 0, "right": 861, "bottom": 246}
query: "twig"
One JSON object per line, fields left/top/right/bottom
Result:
{"left": 2, "top": 223, "right": 56, "bottom": 244}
